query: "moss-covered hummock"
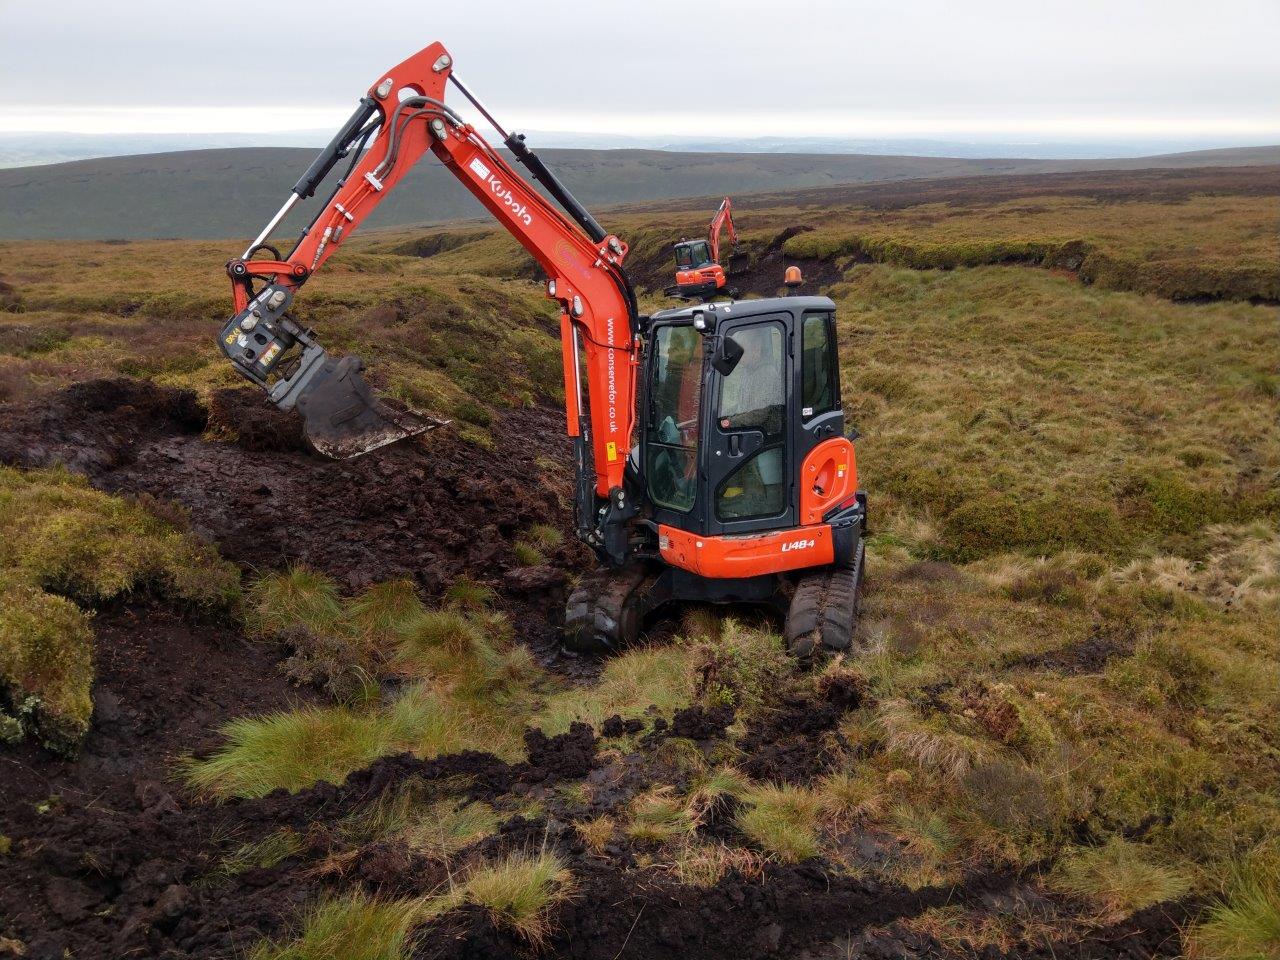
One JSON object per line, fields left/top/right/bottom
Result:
{"left": 0, "top": 464, "right": 240, "bottom": 754}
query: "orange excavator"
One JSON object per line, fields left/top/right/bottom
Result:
{"left": 666, "top": 197, "right": 751, "bottom": 300}
{"left": 217, "top": 42, "right": 865, "bottom": 654}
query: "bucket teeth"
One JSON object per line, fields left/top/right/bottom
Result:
{"left": 295, "top": 355, "right": 443, "bottom": 459}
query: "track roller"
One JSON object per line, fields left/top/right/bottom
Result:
{"left": 784, "top": 542, "right": 865, "bottom": 656}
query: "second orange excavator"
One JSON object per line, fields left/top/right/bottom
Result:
{"left": 666, "top": 197, "right": 751, "bottom": 300}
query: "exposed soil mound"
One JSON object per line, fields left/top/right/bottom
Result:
{"left": 738, "top": 691, "right": 851, "bottom": 784}
{"left": 0, "top": 603, "right": 316, "bottom": 959}
{"left": 420, "top": 856, "right": 1191, "bottom": 960}
{"left": 205, "top": 387, "right": 311, "bottom": 453}
{"left": 0, "top": 378, "right": 578, "bottom": 605}
{"left": 0, "top": 377, "right": 207, "bottom": 472}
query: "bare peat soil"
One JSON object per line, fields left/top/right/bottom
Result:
{"left": 0, "top": 378, "right": 582, "bottom": 653}
{"left": 0, "top": 379, "right": 1191, "bottom": 958}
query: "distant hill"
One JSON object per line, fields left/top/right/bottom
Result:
{"left": 1, "top": 144, "right": 1277, "bottom": 240}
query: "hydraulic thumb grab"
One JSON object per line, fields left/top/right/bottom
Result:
{"left": 217, "top": 280, "right": 441, "bottom": 459}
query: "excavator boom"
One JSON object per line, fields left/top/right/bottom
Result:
{"left": 218, "top": 43, "right": 638, "bottom": 540}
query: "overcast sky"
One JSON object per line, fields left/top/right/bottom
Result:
{"left": 1, "top": 0, "right": 1277, "bottom": 142}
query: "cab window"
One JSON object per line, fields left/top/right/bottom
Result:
{"left": 674, "top": 244, "right": 695, "bottom": 269}
{"left": 715, "top": 321, "right": 786, "bottom": 521}
{"left": 646, "top": 324, "right": 703, "bottom": 512}
{"left": 801, "top": 312, "right": 837, "bottom": 418}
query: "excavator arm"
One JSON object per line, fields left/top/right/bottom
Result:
{"left": 706, "top": 196, "right": 737, "bottom": 265}
{"left": 218, "top": 42, "right": 640, "bottom": 559}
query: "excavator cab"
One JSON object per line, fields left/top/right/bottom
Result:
{"left": 673, "top": 239, "right": 713, "bottom": 271}
{"left": 642, "top": 295, "right": 859, "bottom": 554}
{"left": 563, "top": 292, "right": 866, "bottom": 656}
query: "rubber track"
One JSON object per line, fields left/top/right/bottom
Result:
{"left": 563, "top": 565, "right": 649, "bottom": 653}
{"left": 785, "top": 561, "right": 862, "bottom": 655}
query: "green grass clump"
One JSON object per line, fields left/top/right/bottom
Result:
{"left": 444, "top": 576, "right": 496, "bottom": 611}
{"left": 625, "top": 787, "right": 698, "bottom": 844}
{"left": 401, "top": 799, "right": 500, "bottom": 858}
{"left": 185, "top": 705, "right": 397, "bottom": 799}
{"left": 345, "top": 579, "right": 425, "bottom": 641}
{"left": 1050, "top": 839, "right": 1192, "bottom": 921}
{"left": 214, "top": 828, "right": 305, "bottom": 878}
{"left": 187, "top": 593, "right": 540, "bottom": 799}
{"left": 537, "top": 643, "right": 697, "bottom": 736}
{"left": 344, "top": 782, "right": 500, "bottom": 859}
{"left": 0, "top": 580, "right": 93, "bottom": 754}
{"left": 735, "top": 783, "right": 826, "bottom": 863}
{"left": 186, "top": 678, "right": 529, "bottom": 799}
{"left": 0, "top": 464, "right": 240, "bottom": 608}
{"left": 688, "top": 619, "right": 789, "bottom": 713}
{"left": 876, "top": 698, "right": 993, "bottom": 782}
{"left": 247, "top": 571, "right": 432, "bottom": 700}
{"left": 248, "top": 892, "right": 421, "bottom": 960}
{"left": 393, "top": 608, "right": 541, "bottom": 708}
{"left": 247, "top": 569, "right": 372, "bottom": 700}
{"left": 1188, "top": 860, "right": 1280, "bottom": 960}
{"left": 511, "top": 523, "right": 565, "bottom": 567}
{"left": 444, "top": 851, "right": 574, "bottom": 946}
{"left": 512, "top": 542, "right": 545, "bottom": 566}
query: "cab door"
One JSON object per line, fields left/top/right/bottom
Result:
{"left": 703, "top": 314, "right": 794, "bottom": 536}
{"left": 794, "top": 309, "right": 845, "bottom": 468}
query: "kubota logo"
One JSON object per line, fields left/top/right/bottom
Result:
{"left": 781, "top": 539, "right": 817, "bottom": 552}
{"left": 468, "top": 156, "right": 532, "bottom": 226}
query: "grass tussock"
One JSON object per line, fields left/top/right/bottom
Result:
{"left": 665, "top": 842, "right": 768, "bottom": 887}
{"left": 735, "top": 783, "right": 826, "bottom": 863}
{"left": 246, "top": 570, "right": 426, "bottom": 700}
{"left": 688, "top": 618, "right": 790, "bottom": 714}
{"left": 1050, "top": 839, "right": 1193, "bottom": 921}
{"left": 625, "top": 786, "right": 698, "bottom": 844}
{"left": 248, "top": 892, "right": 421, "bottom": 960}
{"left": 437, "top": 851, "right": 575, "bottom": 947}
{"left": 444, "top": 576, "right": 496, "bottom": 611}
{"left": 537, "top": 643, "right": 697, "bottom": 736}
{"left": 1188, "top": 859, "right": 1280, "bottom": 960}
{"left": 214, "top": 828, "right": 305, "bottom": 879}
{"left": 876, "top": 698, "right": 993, "bottom": 782}
{"left": 576, "top": 816, "right": 615, "bottom": 854}
{"left": 392, "top": 608, "right": 541, "bottom": 708}
{"left": 186, "top": 677, "right": 528, "bottom": 799}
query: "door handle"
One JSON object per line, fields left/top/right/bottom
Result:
{"left": 728, "top": 434, "right": 742, "bottom": 456}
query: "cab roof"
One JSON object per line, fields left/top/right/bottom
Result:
{"left": 647, "top": 295, "right": 836, "bottom": 325}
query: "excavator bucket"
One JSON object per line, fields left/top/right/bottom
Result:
{"left": 726, "top": 250, "right": 751, "bottom": 277}
{"left": 294, "top": 355, "right": 443, "bottom": 459}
